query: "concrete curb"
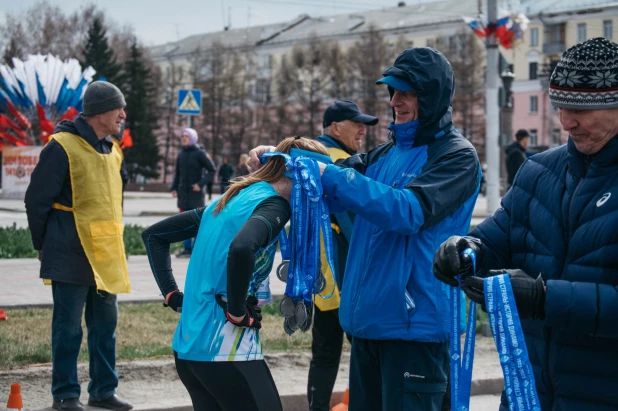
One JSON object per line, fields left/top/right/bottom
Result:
{"left": 35, "top": 385, "right": 503, "bottom": 411}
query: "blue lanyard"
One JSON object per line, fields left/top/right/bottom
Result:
{"left": 264, "top": 152, "right": 336, "bottom": 302}
{"left": 450, "top": 248, "right": 476, "bottom": 411}
{"left": 278, "top": 227, "right": 290, "bottom": 260}
{"left": 485, "top": 274, "right": 541, "bottom": 411}
{"left": 450, "top": 251, "right": 542, "bottom": 411}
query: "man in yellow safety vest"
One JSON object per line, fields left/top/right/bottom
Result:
{"left": 25, "top": 81, "right": 132, "bottom": 411}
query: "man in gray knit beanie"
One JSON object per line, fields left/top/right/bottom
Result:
{"left": 549, "top": 37, "right": 618, "bottom": 154}
{"left": 433, "top": 36, "right": 618, "bottom": 410}
{"left": 83, "top": 81, "right": 126, "bottom": 116}
{"left": 24, "top": 79, "right": 133, "bottom": 411}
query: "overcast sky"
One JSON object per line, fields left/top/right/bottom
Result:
{"left": 0, "top": 0, "right": 427, "bottom": 47}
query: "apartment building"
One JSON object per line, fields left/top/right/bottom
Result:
{"left": 148, "top": 0, "right": 618, "bottom": 183}
{"left": 511, "top": 0, "right": 618, "bottom": 149}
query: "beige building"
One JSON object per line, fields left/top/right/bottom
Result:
{"left": 510, "top": 0, "right": 618, "bottom": 149}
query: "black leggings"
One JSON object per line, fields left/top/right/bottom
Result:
{"left": 174, "top": 354, "right": 283, "bottom": 411}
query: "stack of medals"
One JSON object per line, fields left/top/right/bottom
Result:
{"left": 263, "top": 150, "right": 336, "bottom": 335}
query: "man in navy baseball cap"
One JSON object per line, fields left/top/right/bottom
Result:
{"left": 321, "top": 100, "right": 378, "bottom": 153}
{"left": 307, "top": 100, "right": 377, "bottom": 411}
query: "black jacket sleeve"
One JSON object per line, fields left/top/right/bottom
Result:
{"left": 406, "top": 137, "right": 480, "bottom": 230}
{"left": 337, "top": 142, "right": 394, "bottom": 175}
{"left": 506, "top": 150, "right": 526, "bottom": 186}
{"left": 120, "top": 159, "right": 129, "bottom": 189}
{"left": 197, "top": 151, "right": 216, "bottom": 187}
{"left": 142, "top": 207, "right": 205, "bottom": 296}
{"left": 171, "top": 156, "right": 180, "bottom": 192}
{"left": 226, "top": 196, "right": 291, "bottom": 316}
{"left": 24, "top": 140, "right": 69, "bottom": 250}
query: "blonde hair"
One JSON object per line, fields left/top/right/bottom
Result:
{"left": 214, "top": 137, "right": 328, "bottom": 215}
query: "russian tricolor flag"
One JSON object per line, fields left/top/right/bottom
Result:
{"left": 463, "top": 16, "right": 486, "bottom": 39}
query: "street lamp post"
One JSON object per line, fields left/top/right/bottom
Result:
{"left": 538, "top": 64, "right": 553, "bottom": 147}
{"left": 499, "top": 70, "right": 515, "bottom": 194}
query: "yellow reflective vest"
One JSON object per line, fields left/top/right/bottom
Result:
{"left": 48, "top": 132, "right": 130, "bottom": 294}
{"left": 316, "top": 146, "right": 350, "bottom": 311}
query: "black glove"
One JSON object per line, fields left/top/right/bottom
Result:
{"left": 37, "top": 250, "right": 43, "bottom": 262}
{"left": 215, "top": 295, "right": 262, "bottom": 330}
{"left": 164, "top": 291, "right": 183, "bottom": 313}
{"left": 461, "top": 269, "right": 546, "bottom": 320}
{"left": 433, "top": 236, "right": 485, "bottom": 286}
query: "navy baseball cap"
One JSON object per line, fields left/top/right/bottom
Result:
{"left": 375, "top": 75, "right": 414, "bottom": 92}
{"left": 323, "top": 100, "right": 379, "bottom": 128}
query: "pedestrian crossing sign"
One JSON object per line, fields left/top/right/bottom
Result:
{"left": 177, "top": 89, "right": 202, "bottom": 115}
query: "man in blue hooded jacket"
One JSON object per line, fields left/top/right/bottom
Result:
{"left": 249, "top": 47, "right": 480, "bottom": 410}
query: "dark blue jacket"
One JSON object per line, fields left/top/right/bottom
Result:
{"left": 171, "top": 145, "right": 215, "bottom": 210}
{"left": 322, "top": 48, "right": 480, "bottom": 341}
{"left": 24, "top": 116, "right": 119, "bottom": 286}
{"left": 472, "top": 137, "right": 618, "bottom": 410}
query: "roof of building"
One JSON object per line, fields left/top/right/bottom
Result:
{"left": 150, "top": 0, "right": 480, "bottom": 59}
{"left": 150, "top": 0, "right": 618, "bottom": 60}
{"left": 520, "top": 0, "right": 618, "bottom": 15}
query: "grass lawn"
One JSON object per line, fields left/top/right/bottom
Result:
{"left": 0, "top": 300, "right": 314, "bottom": 369}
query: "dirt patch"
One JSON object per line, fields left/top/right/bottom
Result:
{"left": 0, "top": 336, "right": 501, "bottom": 410}
{"left": 0, "top": 351, "right": 350, "bottom": 410}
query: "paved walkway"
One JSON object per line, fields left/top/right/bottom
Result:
{"left": 0, "top": 192, "right": 493, "bottom": 229}
{"left": 2, "top": 254, "right": 286, "bottom": 308}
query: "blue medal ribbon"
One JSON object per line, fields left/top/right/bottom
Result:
{"left": 485, "top": 274, "right": 541, "bottom": 411}
{"left": 450, "top": 250, "right": 541, "bottom": 411}
{"left": 450, "top": 248, "right": 476, "bottom": 411}
{"left": 262, "top": 151, "right": 336, "bottom": 302}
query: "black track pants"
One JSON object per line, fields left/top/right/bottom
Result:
{"left": 174, "top": 354, "right": 283, "bottom": 411}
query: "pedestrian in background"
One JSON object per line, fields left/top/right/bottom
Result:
{"left": 170, "top": 128, "right": 215, "bottom": 257}
{"left": 505, "top": 128, "right": 530, "bottom": 189}
{"left": 218, "top": 157, "right": 235, "bottom": 193}
{"left": 235, "top": 153, "right": 250, "bottom": 177}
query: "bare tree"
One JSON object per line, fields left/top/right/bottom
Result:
{"left": 277, "top": 35, "right": 337, "bottom": 137}
{"left": 437, "top": 31, "right": 486, "bottom": 159}
{"left": 348, "top": 26, "right": 393, "bottom": 150}
{"left": 158, "top": 58, "right": 184, "bottom": 184}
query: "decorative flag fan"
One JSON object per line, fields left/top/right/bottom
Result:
{"left": 0, "top": 54, "right": 95, "bottom": 150}
{"left": 462, "top": 11, "right": 529, "bottom": 50}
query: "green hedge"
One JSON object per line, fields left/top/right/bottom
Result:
{"left": 0, "top": 225, "right": 182, "bottom": 259}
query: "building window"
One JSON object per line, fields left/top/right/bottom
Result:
{"left": 530, "top": 96, "right": 538, "bottom": 113}
{"left": 577, "top": 23, "right": 587, "bottom": 43}
{"left": 529, "top": 129, "right": 538, "bottom": 146}
{"left": 259, "top": 54, "right": 272, "bottom": 71}
{"left": 604, "top": 20, "right": 613, "bottom": 39}
{"left": 255, "top": 79, "right": 270, "bottom": 103}
{"left": 530, "top": 28, "right": 539, "bottom": 47}
{"left": 529, "top": 62, "right": 538, "bottom": 80}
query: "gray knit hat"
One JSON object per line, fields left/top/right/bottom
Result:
{"left": 549, "top": 37, "right": 618, "bottom": 110}
{"left": 82, "top": 81, "right": 126, "bottom": 116}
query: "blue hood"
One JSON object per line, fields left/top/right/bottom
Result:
{"left": 381, "top": 47, "right": 455, "bottom": 145}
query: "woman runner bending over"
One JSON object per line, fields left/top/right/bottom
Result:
{"left": 142, "top": 136, "right": 329, "bottom": 410}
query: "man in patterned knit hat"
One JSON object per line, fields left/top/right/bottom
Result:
{"left": 433, "top": 37, "right": 618, "bottom": 410}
